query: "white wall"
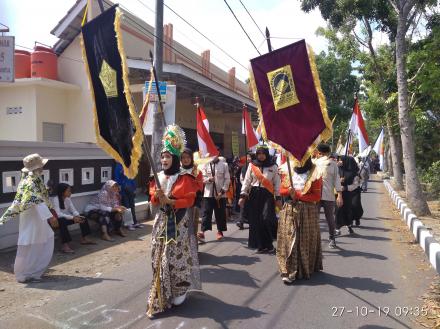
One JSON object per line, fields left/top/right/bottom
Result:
{"left": 0, "top": 86, "right": 37, "bottom": 141}
{"left": 57, "top": 38, "right": 96, "bottom": 143}
{"left": 35, "top": 86, "right": 70, "bottom": 141}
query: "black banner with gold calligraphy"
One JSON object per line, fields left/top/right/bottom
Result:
{"left": 81, "top": 5, "right": 142, "bottom": 178}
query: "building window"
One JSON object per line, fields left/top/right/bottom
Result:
{"left": 59, "top": 169, "right": 74, "bottom": 186}
{"left": 41, "top": 170, "right": 50, "bottom": 186}
{"left": 81, "top": 167, "right": 94, "bottom": 185}
{"left": 2, "top": 171, "right": 22, "bottom": 193}
{"left": 101, "top": 167, "right": 112, "bottom": 183}
{"left": 43, "top": 122, "right": 64, "bottom": 142}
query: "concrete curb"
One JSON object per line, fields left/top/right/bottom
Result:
{"left": 383, "top": 180, "right": 440, "bottom": 274}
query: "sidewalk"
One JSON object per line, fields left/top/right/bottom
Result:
{"left": 0, "top": 219, "right": 154, "bottom": 321}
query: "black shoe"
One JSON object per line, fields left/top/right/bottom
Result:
{"left": 267, "top": 247, "right": 276, "bottom": 254}
{"left": 256, "top": 248, "right": 267, "bottom": 254}
{"left": 236, "top": 222, "right": 244, "bottom": 230}
{"left": 348, "top": 226, "right": 354, "bottom": 234}
{"left": 355, "top": 219, "right": 360, "bottom": 226}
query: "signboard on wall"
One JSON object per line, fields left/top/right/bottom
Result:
{"left": 145, "top": 81, "right": 167, "bottom": 103}
{"left": 0, "top": 36, "right": 14, "bottom": 82}
{"left": 231, "top": 131, "right": 239, "bottom": 157}
{"left": 142, "top": 85, "right": 176, "bottom": 135}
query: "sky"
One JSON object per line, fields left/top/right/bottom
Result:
{"left": 0, "top": 0, "right": 329, "bottom": 82}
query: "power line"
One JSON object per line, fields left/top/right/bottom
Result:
{"left": 222, "top": 0, "right": 261, "bottom": 56}
{"left": 102, "top": 0, "right": 208, "bottom": 75}
{"left": 16, "top": 44, "right": 84, "bottom": 64}
{"left": 239, "top": 0, "right": 265, "bottom": 39}
{"left": 162, "top": 1, "right": 249, "bottom": 71}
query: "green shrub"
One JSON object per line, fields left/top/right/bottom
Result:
{"left": 421, "top": 160, "right": 440, "bottom": 197}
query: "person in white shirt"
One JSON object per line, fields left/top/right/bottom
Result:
{"left": 198, "top": 154, "right": 230, "bottom": 242}
{"left": 51, "top": 183, "right": 95, "bottom": 253}
{"left": 315, "top": 143, "right": 343, "bottom": 249}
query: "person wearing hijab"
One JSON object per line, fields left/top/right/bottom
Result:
{"left": 335, "top": 155, "right": 359, "bottom": 235}
{"left": 84, "top": 180, "right": 127, "bottom": 241}
{"left": 146, "top": 125, "right": 198, "bottom": 318}
{"left": 0, "top": 154, "right": 56, "bottom": 283}
{"left": 180, "top": 147, "right": 203, "bottom": 289}
{"left": 50, "top": 183, "right": 95, "bottom": 253}
{"left": 239, "top": 144, "right": 281, "bottom": 253}
{"left": 276, "top": 157, "right": 323, "bottom": 284}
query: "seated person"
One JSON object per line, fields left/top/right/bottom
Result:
{"left": 51, "top": 183, "right": 95, "bottom": 253}
{"left": 84, "top": 180, "right": 127, "bottom": 241}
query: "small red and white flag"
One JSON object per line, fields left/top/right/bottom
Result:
{"left": 242, "top": 106, "right": 259, "bottom": 149}
{"left": 140, "top": 70, "right": 153, "bottom": 132}
{"left": 197, "top": 105, "right": 218, "bottom": 157}
{"left": 373, "top": 128, "right": 384, "bottom": 170}
{"left": 348, "top": 98, "right": 369, "bottom": 153}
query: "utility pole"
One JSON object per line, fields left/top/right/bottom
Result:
{"left": 151, "top": 0, "right": 164, "bottom": 169}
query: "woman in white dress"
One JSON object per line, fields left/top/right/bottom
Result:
{"left": 0, "top": 154, "right": 56, "bottom": 283}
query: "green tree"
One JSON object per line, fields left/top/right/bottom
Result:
{"left": 315, "top": 51, "right": 360, "bottom": 147}
{"left": 300, "top": 0, "right": 434, "bottom": 215}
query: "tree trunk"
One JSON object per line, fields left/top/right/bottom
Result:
{"left": 386, "top": 121, "right": 404, "bottom": 190}
{"left": 395, "top": 12, "right": 431, "bottom": 215}
{"left": 386, "top": 145, "right": 393, "bottom": 175}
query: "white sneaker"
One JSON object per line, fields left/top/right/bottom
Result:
{"left": 282, "top": 277, "right": 294, "bottom": 284}
{"left": 172, "top": 292, "right": 187, "bottom": 306}
{"left": 126, "top": 225, "right": 135, "bottom": 231}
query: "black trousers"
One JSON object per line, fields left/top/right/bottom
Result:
{"left": 121, "top": 190, "right": 137, "bottom": 224}
{"left": 201, "top": 197, "right": 227, "bottom": 232}
{"left": 58, "top": 217, "right": 91, "bottom": 244}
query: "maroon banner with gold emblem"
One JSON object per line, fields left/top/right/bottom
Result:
{"left": 249, "top": 39, "right": 332, "bottom": 165}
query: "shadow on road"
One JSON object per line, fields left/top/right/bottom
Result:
{"left": 157, "top": 291, "right": 266, "bottom": 329}
{"left": 198, "top": 252, "right": 261, "bottom": 266}
{"left": 22, "top": 274, "right": 121, "bottom": 291}
{"left": 351, "top": 234, "right": 391, "bottom": 242}
{"left": 323, "top": 247, "right": 388, "bottom": 260}
{"left": 357, "top": 225, "right": 392, "bottom": 232}
{"left": 299, "top": 271, "right": 395, "bottom": 293}
{"left": 201, "top": 266, "right": 259, "bottom": 288}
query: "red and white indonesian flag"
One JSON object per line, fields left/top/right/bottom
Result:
{"left": 373, "top": 128, "right": 384, "bottom": 170}
{"left": 140, "top": 70, "right": 153, "bottom": 132}
{"left": 242, "top": 107, "right": 259, "bottom": 149}
{"left": 197, "top": 105, "right": 219, "bottom": 157}
{"left": 348, "top": 98, "right": 369, "bottom": 153}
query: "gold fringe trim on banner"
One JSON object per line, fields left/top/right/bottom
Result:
{"left": 80, "top": 7, "right": 143, "bottom": 179}
{"left": 114, "top": 8, "right": 143, "bottom": 178}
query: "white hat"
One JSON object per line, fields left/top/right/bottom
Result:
{"left": 22, "top": 154, "right": 49, "bottom": 173}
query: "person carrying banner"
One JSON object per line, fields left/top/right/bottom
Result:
{"left": 239, "top": 145, "right": 281, "bottom": 253}
{"left": 198, "top": 153, "right": 230, "bottom": 242}
{"left": 146, "top": 125, "right": 198, "bottom": 318}
{"left": 276, "top": 157, "right": 323, "bottom": 284}
{"left": 314, "top": 143, "right": 343, "bottom": 248}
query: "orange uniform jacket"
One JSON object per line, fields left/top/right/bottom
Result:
{"left": 280, "top": 174, "right": 322, "bottom": 203}
{"left": 150, "top": 174, "right": 197, "bottom": 209}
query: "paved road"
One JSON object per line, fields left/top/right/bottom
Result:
{"left": 3, "top": 180, "right": 432, "bottom": 329}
